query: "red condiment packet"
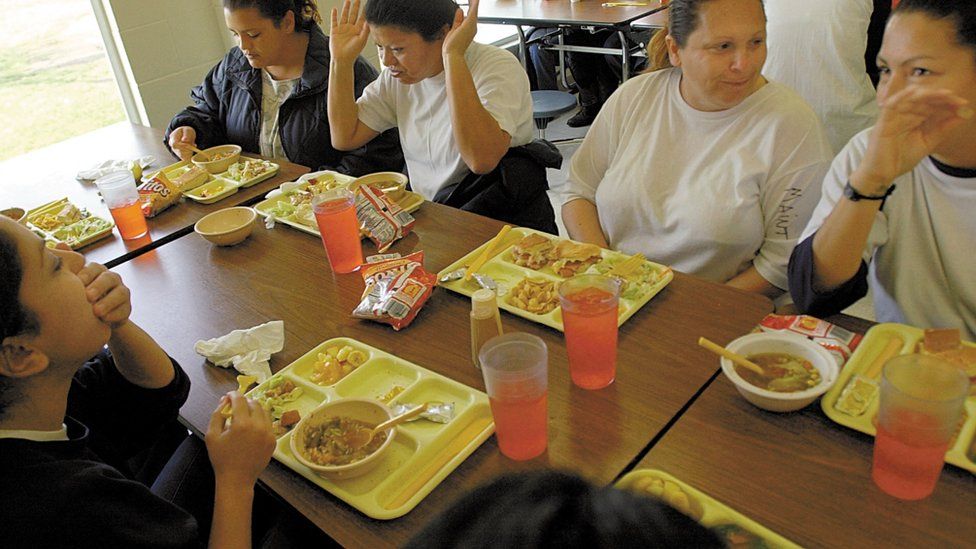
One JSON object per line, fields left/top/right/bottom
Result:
{"left": 754, "top": 314, "right": 863, "bottom": 368}
{"left": 352, "top": 251, "right": 436, "bottom": 331}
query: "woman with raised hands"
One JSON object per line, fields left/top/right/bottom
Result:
{"left": 789, "top": 0, "right": 976, "bottom": 339}
{"left": 328, "top": 0, "right": 558, "bottom": 233}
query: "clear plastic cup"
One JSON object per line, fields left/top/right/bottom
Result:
{"left": 872, "top": 354, "right": 969, "bottom": 500}
{"left": 558, "top": 274, "right": 621, "bottom": 390}
{"left": 312, "top": 189, "right": 363, "bottom": 273}
{"left": 478, "top": 333, "right": 548, "bottom": 461}
{"left": 95, "top": 171, "right": 147, "bottom": 240}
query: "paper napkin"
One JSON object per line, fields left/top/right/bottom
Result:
{"left": 194, "top": 320, "right": 284, "bottom": 382}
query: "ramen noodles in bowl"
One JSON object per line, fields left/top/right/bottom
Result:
{"left": 290, "top": 398, "right": 394, "bottom": 479}
{"left": 720, "top": 332, "right": 838, "bottom": 413}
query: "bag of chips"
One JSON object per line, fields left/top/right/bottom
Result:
{"left": 355, "top": 185, "right": 415, "bottom": 253}
{"left": 754, "top": 314, "right": 863, "bottom": 367}
{"left": 138, "top": 172, "right": 181, "bottom": 217}
{"left": 352, "top": 251, "right": 436, "bottom": 331}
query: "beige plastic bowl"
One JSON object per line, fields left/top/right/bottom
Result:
{"left": 193, "top": 207, "right": 256, "bottom": 246}
{"left": 290, "top": 398, "right": 395, "bottom": 479}
{"left": 1, "top": 207, "right": 26, "bottom": 224}
{"left": 192, "top": 144, "right": 242, "bottom": 174}
{"left": 349, "top": 172, "right": 409, "bottom": 200}
{"left": 720, "top": 332, "right": 839, "bottom": 413}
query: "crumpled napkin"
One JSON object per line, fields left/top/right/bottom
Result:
{"left": 76, "top": 156, "right": 155, "bottom": 181}
{"left": 194, "top": 320, "right": 284, "bottom": 382}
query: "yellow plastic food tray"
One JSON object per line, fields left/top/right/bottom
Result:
{"left": 156, "top": 157, "right": 280, "bottom": 204}
{"left": 616, "top": 469, "right": 799, "bottom": 548}
{"left": 25, "top": 197, "right": 115, "bottom": 249}
{"left": 247, "top": 337, "right": 494, "bottom": 520}
{"left": 821, "top": 323, "right": 976, "bottom": 473}
{"left": 252, "top": 172, "right": 424, "bottom": 238}
{"left": 437, "top": 227, "right": 673, "bottom": 332}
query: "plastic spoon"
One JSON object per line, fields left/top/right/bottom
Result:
{"left": 697, "top": 337, "right": 766, "bottom": 376}
{"left": 348, "top": 404, "right": 427, "bottom": 449}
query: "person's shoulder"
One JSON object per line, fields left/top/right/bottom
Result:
{"left": 467, "top": 42, "right": 523, "bottom": 72}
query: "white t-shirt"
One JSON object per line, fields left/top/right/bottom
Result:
{"left": 563, "top": 68, "right": 832, "bottom": 289}
{"left": 800, "top": 129, "right": 976, "bottom": 340}
{"left": 357, "top": 41, "right": 534, "bottom": 200}
{"left": 764, "top": 0, "right": 879, "bottom": 153}
{"left": 260, "top": 70, "right": 299, "bottom": 160}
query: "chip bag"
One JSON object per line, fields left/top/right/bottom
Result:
{"left": 138, "top": 171, "right": 181, "bottom": 217}
{"left": 355, "top": 185, "right": 415, "bottom": 253}
{"left": 352, "top": 251, "right": 436, "bottom": 331}
{"left": 754, "top": 314, "right": 863, "bottom": 367}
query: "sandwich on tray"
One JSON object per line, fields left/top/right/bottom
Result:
{"left": 512, "top": 233, "right": 555, "bottom": 270}
{"left": 552, "top": 240, "right": 603, "bottom": 277}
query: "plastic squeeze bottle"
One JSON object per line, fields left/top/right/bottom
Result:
{"left": 471, "top": 288, "right": 504, "bottom": 369}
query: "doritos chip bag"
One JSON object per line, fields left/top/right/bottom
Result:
{"left": 352, "top": 251, "right": 436, "bottom": 331}
{"left": 138, "top": 172, "right": 181, "bottom": 217}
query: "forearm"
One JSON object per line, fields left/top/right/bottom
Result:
{"left": 107, "top": 321, "right": 175, "bottom": 389}
{"left": 444, "top": 53, "right": 510, "bottom": 174}
{"left": 811, "top": 172, "right": 885, "bottom": 291}
{"left": 561, "top": 198, "right": 610, "bottom": 248}
{"left": 726, "top": 265, "right": 782, "bottom": 299}
{"left": 328, "top": 59, "right": 365, "bottom": 150}
{"left": 209, "top": 482, "right": 255, "bottom": 549}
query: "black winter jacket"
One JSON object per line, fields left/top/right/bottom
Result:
{"left": 165, "top": 25, "right": 403, "bottom": 175}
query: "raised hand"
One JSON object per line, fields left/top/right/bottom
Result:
{"left": 442, "top": 0, "right": 479, "bottom": 59}
{"left": 853, "top": 86, "right": 971, "bottom": 194}
{"left": 330, "top": 0, "right": 370, "bottom": 64}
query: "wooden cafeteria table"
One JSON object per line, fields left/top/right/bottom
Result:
{"left": 112, "top": 201, "right": 773, "bottom": 546}
{"left": 635, "top": 344, "right": 976, "bottom": 546}
{"left": 0, "top": 122, "right": 308, "bottom": 267}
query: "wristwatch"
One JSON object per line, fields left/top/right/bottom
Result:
{"left": 843, "top": 181, "right": 896, "bottom": 201}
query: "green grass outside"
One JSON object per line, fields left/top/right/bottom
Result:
{"left": 0, "top": 7, "right": 125, "bottom": 161}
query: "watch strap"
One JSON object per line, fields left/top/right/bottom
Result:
{"left": 844, "top": 181, "right": 896, "bottom": 201}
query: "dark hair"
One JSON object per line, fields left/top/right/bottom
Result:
{"left": 647, "top": 0, "right": 766, "bottom": 72}
{"left": 405, "top": 470, "right": 725, "bottom": 548}
{"left": 895, "top": 0, "right": 976, "bottom": 56}
{"left": 223, "top": 0, "right": 322, "bottom": 32}
{"left": 364, "top": 0, "right": 458, "bottom": 42}
{"left": 0, "top": 228, "right": 37, "bottom": 419}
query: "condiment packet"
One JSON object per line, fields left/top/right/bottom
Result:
{"left": 138, "top": 172, "right": 181, "bottom": 217}
{"left": 352, "top": 251, "right": 436, "bottom": 331}
{"left": 194, "top": 320, "right": 284, "bottom": 382}
{"left": 77, "top": 156, "right": 154, "bottom": 181}
{"left": 754, "top": 314, "right": 863, "bottom": 368}
{"left": 391, "top": 402, "right": 455, "bottom": 424}
{"left": 356, "top": 185, "right": 415, "bottom": 253}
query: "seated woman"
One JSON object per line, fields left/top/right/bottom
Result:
{"left": 328, "top": 0, "right": 558, "bottom": 233}
{"left": 789, "top": 0, "right": 976, "bottom": 340}
{"left": 167, "top": 0, "right": 402, "bottom": 175}
{"left": 561, "top": 0, "right": 833, "bottom": 299}
{"left": 0, "top": 216, "right": 276, "bottom": 548}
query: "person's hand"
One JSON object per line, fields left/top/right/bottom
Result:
{"left": 852, "top": 86, "right": 971, "bottom": 194}
{"left": 77, "top": 261, "right": 132, "bottom": 329}
{"left": 205, "top": 392, "right": 276, "bottom": 486}
{"left": 168, "top": 126, "right": 197, "bottom": 161}
{"left": 442, "top": 0, "right": 479, "bottom": 60}
{"left": 330, "top": 0, "right": 370, "bottom": 65}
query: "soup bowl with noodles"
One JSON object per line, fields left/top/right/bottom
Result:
{"left": 720, "top": 332, "right": 839, "bottom": 412}
{"left": 290, "top": 398, "right": 395, "bottom": 479}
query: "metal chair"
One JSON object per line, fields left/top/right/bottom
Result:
{"left": 531, "top": 90, "right": 577, "bottom": 140}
